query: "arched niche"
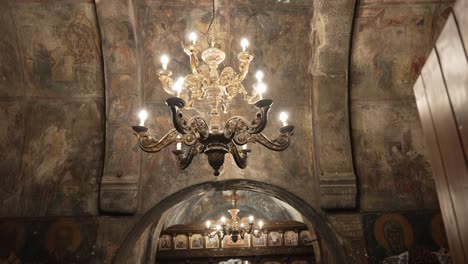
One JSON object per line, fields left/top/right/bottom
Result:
{"left": 112, "top": 179, "right": 347, "bottom": 264}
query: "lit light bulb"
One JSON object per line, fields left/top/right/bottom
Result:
{"left": 240, "top": 223, "right": 245, "bottom": 228}
{"left": 255, "top": 71, "right": 264, "bottom": 83}
{"left": 189, "top": 32, "right": 197, "bottom": 45}
{"left": 242, "top": 144, "right": 248, "bottom": 150}
{"left": 254, "top": 230, "right": 259, "bottom": 235}
{"left": 240, "top": 38, "right": 249, "bottom": 51}
{"left": 279, "top": 112, "right": 289, "bottom": 127}
{"left": 220, "top": 216, "right": 226, "bottom": 223}
{"left": 258, "top": 220, "right": 264, "bottom": 229}
{"left": 255, "top": 83, "right": 267, "bottom": 98}
{"left": 160, "top": 55, "right": 169, "bottom": 70}
{"left": 176, "top": 135, "right": 182, "bottom": 150}
{"left": 248, "top": 215, "right": 254, "bottom": 223}
{"left": 173, "top": 77, "right": 184, "bottom": 97}
{"left": 206, "top": 221, "right": 211, "bottom": 229}
{"left": 138, "top": 110, "right": 148, "bottom": 126}
{"left": 216, "top": 225, "right": 221, "bottom": 231}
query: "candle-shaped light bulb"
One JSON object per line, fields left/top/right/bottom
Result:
{"left": 160, "top": 55, "right": 169, "bottom": 70}
{"left": 254, "top": 229, "right": 259, "bottom": 235}
{"left": 255, "top": 71, "right": 264, "bottom": 83}
{"left": 256, "top": 83, "right": 267, "bottom": 98}
{"left": 248, "top": 215, "right": 254, "bottom": 223}
{"left": 242, "top": 144, "right": 248, "bottom": 150}
{"left": 279, "top": 112, "right": 289, "bottom": 127}
{"left": 240, "top": 223, "right": 245, "bottom": 228}
{"left": 258, "top": 220, "right": 264, "bottom": 229}
{"left": 189, "top": 32, "right": 197, "bottom": 45}
{"left": 206, "top": 221, "right": 211, "bottom": 229}
{"left": 138, "top": 110, "right": 148, "bottom": 126}
{"left": 240, "top": 38, "right": 249, "bottom": 52}
{"left": 173, "top": 77, "right": 184, "bottom": 97}
{"left": 216, "top": 225, "right": 221, "bottom": 231}
{"left": 220, "top": 216, "right": 226, "bottom": 224}
{"left": 176, "top": 142, "right": 182, "bottom": 151}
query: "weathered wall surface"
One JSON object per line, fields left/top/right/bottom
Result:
{"left": 350, "top": 0, "right": 452, "bottom": 211}
{"left": 0, "top": 0, "right": 456, "bottom": 263}
{"left": 0, "top": 1, "right": 104, "bottom": 216}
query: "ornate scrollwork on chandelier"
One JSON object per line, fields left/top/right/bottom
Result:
{"left": 132, "top": 0, "right": 294, "bottom": 176}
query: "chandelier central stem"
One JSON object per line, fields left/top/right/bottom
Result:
{"left": 210, "top": 0, "right": 216, "bottom": 47}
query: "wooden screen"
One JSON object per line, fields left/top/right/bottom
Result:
{"left": 413, "top": 1, "right": 468, "bottom": 263}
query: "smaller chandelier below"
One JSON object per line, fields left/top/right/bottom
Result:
{"left": 204, "top": 190, "right": 265, "bottom": 243}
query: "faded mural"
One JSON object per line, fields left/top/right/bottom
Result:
{"left": 0, "top": 1, "right": 104, "bottom": 217}
{"left": 350, "top": 0, "right": 452, "bottom": 210}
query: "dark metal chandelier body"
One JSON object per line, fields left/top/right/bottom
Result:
{"left": 132, "top": 98, "right": 294, "bottom": 176}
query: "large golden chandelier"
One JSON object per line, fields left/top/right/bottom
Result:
{"left": 132, "top": 1, "right": 294, "bottom": 176}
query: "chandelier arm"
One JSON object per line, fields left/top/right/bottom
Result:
{"left": 250, "top": 126, "right": 295, "bottom": 151}
{"left": 251, "top": 230, "right": 262, "bottom": 238}
{"left": 248, "top": 223, "right": 253, "bottom": 234}
{"left": 166, "top": 97, "right": 210, "bottom": 138}
{"left": 166, "top": 97, "right": 188, "bottom": 134}
{"left": 234, "top": 51, "right": 254, "bottom": 83}
{"left": 132, "top": 128, "right": 179, "bottom": 153}
{"left": 244, "top": 92, "right": 261, "bottom": 105}
{"left": 228, "top": 142, "right": 248, "bottom": 169}
{"left": 223, "top": 99, "right": 273, "bottom": 139}
{"left": 172, "top": 144, "right": 200, "bottom": 169}
{"left": 184, "top": 46, "right": 201, "bottom": 75}
{"left": 158, "top": 72, "right": 176, "bottom": 96}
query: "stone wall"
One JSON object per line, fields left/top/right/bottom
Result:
{"left": 0, "top": 0, "right": 104, "bottom": 217}
{"left": 0, "top": 0, "right": 455, "bottom": 263}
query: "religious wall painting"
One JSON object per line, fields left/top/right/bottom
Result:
{"left": 268, "top": 231, "right": 282, "bottom": 247}
{"left": 46, "top": 219, "right": 83, "bottom": 260}
{"left": 174, "top": 234, "right": 188, "bottom": 250}
{"left": 159, "top": 235, "right": 172, "bottom": 250}
{"left": 299, "top": 230, "right": 312, "bottom": 245}
{"left": 190, "top": 234, "right": 204, "bottom": 249}
{"left": 363, "top": 212, "right": 450, "bottom": 264}
{"left": 374, "top": 213, "right": 414, "bottom": 256}
{"left": 15, "top": 7, "right": 102, "bottom": 97}
{"left": 222, "top": 234, "right": 250, "bottom": 248}
{"left": 284, "top": 231, "right": 298, "bottom": 246}
{"left": 205, "top": 235, "right": 219, "bottom": 249}
{"left": 0, "top": 217, "right": 97, "bottom": 263}
{"left": 252, "top": 233, "right": 267, "bottom": 247}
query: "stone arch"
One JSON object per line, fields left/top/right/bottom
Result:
{"left": 113, "top": 179, "right": 347, "bottom": 264}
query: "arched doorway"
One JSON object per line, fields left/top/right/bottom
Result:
{"left": 112, "top": 180, "right": 347, "bottom": 264}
